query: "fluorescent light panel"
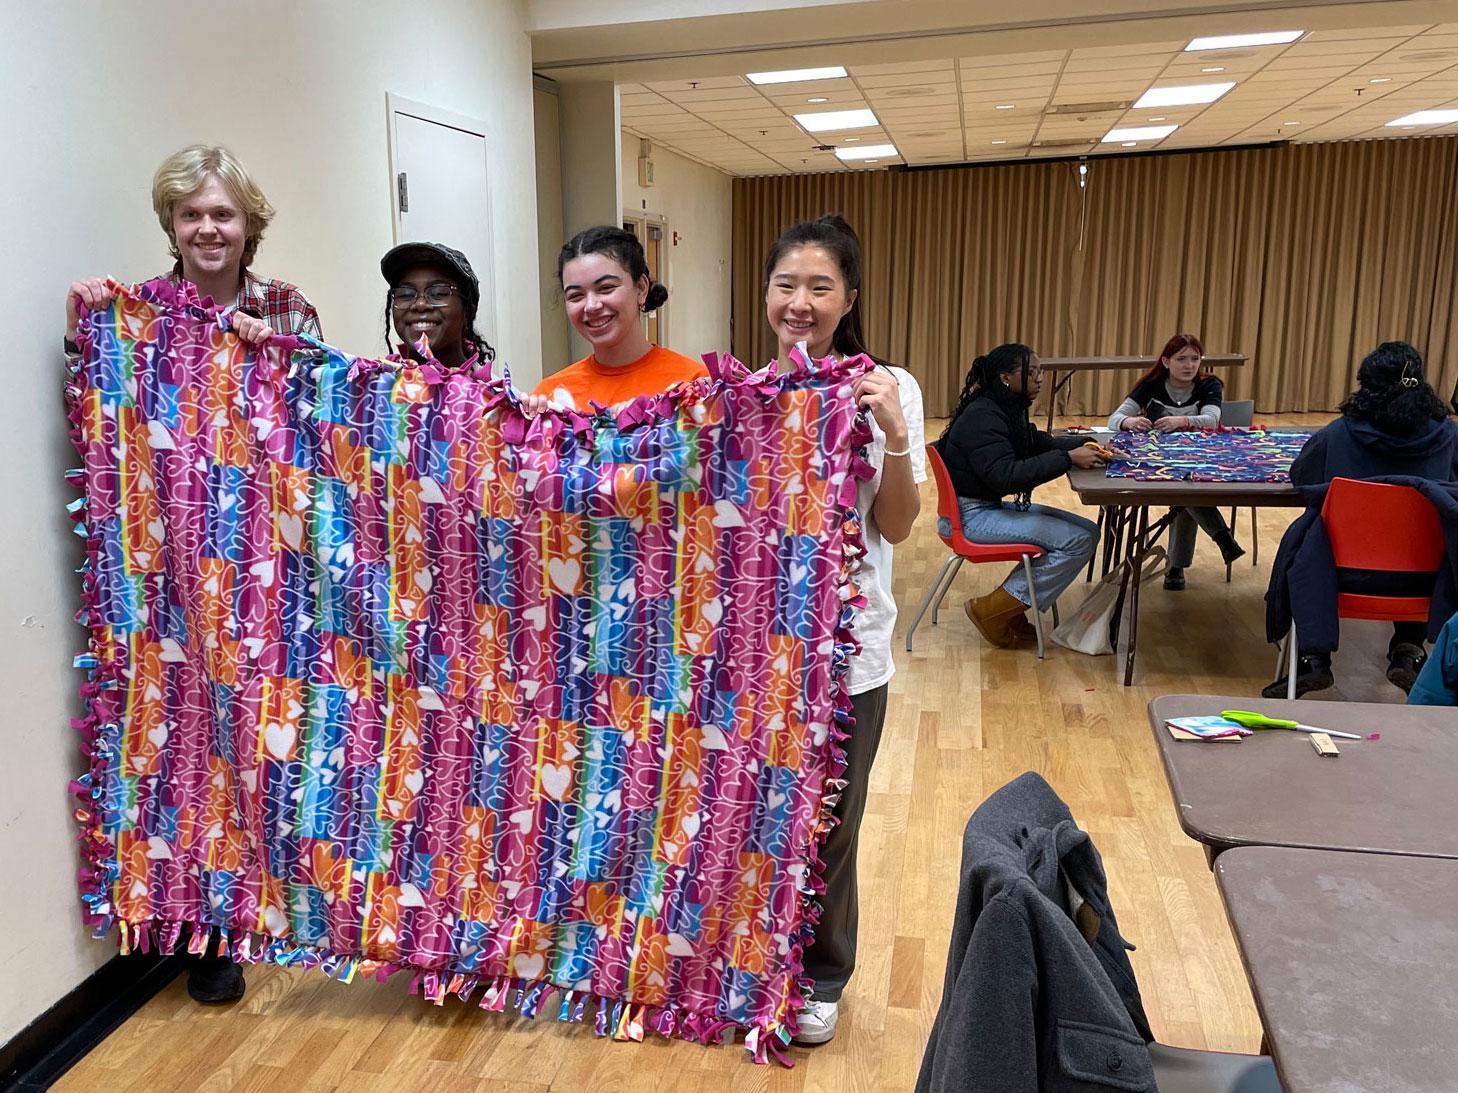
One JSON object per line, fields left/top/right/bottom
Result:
{"left": 835, "top": 143, "right": 896, "bottom": 160}
{"left": 795, "top": 108, "right": 878, "bottom": 132}
{"left": 1185, "top": 31, "right": 1302, "bottom": 51}
{"left": 1387, "top": 109, "right": 1458, "bottom": 126}
{"left": 1103, "top": 124, "right": 1177, "bottom": 142}
{"left": 746, "top": 66, "right": 847, "bottom": 85}
{"left": 1134, "top": 82, "right": 1235, "bottom": 108}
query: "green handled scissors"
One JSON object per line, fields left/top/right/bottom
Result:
{"left": 1220, "top": 709, "right": 1363, "bottom": 741}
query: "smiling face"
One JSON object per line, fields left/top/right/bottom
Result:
{"left": 562, "top": 252, "right": 648, "bottom": 356}
{"left": 764, "top": 244, "right": 856, "bottom": 361}
{"left": 171, "top": 174, "right": 246, "bottom": 284}
{"left": 390, "top": 264, "right": 467, "bottom": 366}
{"left": 1164, "top": 344, "right": 1204, "bottom": 384}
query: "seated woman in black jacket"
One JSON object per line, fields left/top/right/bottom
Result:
{"left": 939, "top": 344, "right": 1106, "bottom": 647}
{"left": 1265, "top": 340, "right": 1458, "bottom": 698}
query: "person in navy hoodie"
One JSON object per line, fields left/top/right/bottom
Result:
{"left": 1265, "top": 341, "right": 1458, "bottom": 698}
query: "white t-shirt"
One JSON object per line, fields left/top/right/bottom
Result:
{"left": 847, "top": 365, "right": 927, "bottom": 695}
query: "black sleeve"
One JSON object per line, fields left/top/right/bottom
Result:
{"left": 945, "top": 406, "right": 1072, "bottom": 498}
{"left": 1195, "top": 374, "right": 1224, "bottom": 407}
{"left": 1029, "top": 427, "right": 1086, "bottom": 454}
{"left": 1126, "top": 377, "right": 1158, "bottom": 411}
{"left": 1288, "top": 428, "right": 1328, "bottom": 487}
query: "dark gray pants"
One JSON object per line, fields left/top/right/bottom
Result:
{"left": 803, "top": 683, "right": 889, "bottom": 1002}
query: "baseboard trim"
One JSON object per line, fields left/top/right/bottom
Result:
{"left": 0, "top": 952, "right": 183, "bottom": 1091}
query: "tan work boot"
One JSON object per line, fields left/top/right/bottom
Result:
{"left": 964, "top": 588, "right": 1028, "bottom": 648}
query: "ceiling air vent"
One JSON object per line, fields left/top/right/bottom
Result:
{"left": 1044, "top": 100, "right": 1133, "bottom": 116}
{"left": 813, "top": 144, "right": 837, "bottom": 152}
{"left": 885, "top": 86, "right": 937, "bottom": 98}
{"left": 909, "top": 130, "right": 949, "bottom": 137}
{"left": 1033, "top": 137, "right": 1097, "bottom": 149}
{"left": 1399, "top": 49, "right": 1456, "bottom": 62}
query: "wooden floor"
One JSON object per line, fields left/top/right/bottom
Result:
{"left": 60, "top": 413, "right": 1409, "bottom": 1092}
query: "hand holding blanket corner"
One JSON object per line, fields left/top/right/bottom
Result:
{"left": 65, "top": 280, "right": 875, "bottom": 1061}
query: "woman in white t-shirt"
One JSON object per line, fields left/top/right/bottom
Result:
{"left": 762, "top": 215, "right": 926, "bottom": 1046}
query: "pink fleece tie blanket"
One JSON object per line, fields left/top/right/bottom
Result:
{"left": 65, "top": 280, "right": 871, "bottom": 1061}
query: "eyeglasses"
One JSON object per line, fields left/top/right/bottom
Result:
{"left": 390, "top": 283, "right": 461, "bottom": 308}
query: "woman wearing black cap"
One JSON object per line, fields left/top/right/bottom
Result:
{"left": 381, "top": 242, "right": 494, "bottom": 370}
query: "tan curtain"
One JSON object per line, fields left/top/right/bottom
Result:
{"left": 731, "top": 136, "right": 1458, "bottom": 418}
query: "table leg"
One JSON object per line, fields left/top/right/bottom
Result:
{"left": 1045, "top": 371, "right": 1074, "bottom": 431}
{"left": 1117, "top": 507, "right": 1176, "bottom": 686}
{"left": 1123, "top": 505, "right": 1150, "bottom": 687}
{"left": 1108, "top": 506, "right": 1139, "bottom": 649}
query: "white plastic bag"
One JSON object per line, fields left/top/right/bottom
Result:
{"left": 1051, "top": 546, "right": 1168, "bottom": 656}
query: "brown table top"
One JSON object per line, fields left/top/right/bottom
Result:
{"left": 1041, "top": 354, "right": 1246, "bottom": 371}
{"left": 1216, "top": 845, "right": 1458, "bottom": 1092}
{"left": 1066, "top": 465, "right": 1303, "bottom": 508}
{"left": 1150, "top": 694, "right": 1458, "bottom": 859}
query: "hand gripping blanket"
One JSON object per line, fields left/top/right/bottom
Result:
{"left": 65, "top": 281, "right": 873, "bottom": 1062}
{"left": 1104, "top": 427, "right": 1313, "bottom": 483}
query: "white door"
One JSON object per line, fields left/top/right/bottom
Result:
{"left": 388, "top": 96, "right": 497, "bottom": 337}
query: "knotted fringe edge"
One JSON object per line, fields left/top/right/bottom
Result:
{"left": 66, "top": 289, "right": 876, "bottom": 1067}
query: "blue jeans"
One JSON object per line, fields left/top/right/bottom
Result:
{"left": 938, "top": 500, "right": 1098, "bottom": 609}
{"left": 1167, "top": 506, "right": 1232, "bottom": 568}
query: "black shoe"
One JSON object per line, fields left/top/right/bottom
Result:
{"left": 187, "top": 955, "right": 246, "bottom": 1004}
{"left": 1216, "top": 535, "right": 1246, "bottom": 566}
{"left": 1262, "top": 656, "right": 1335, "bottom": 699}
{"left": 1163, "top": 567, "right": 1186, "bottom": 591}
{"left": 1387, "top": 643, "right": 1428, "bottom": 694}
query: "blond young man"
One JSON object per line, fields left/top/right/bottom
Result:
{"left": 65, "top": 144, "right": 319, "bottom": 353}
{"left": 63, "top": 146, "right": 318, "bottom": 1005}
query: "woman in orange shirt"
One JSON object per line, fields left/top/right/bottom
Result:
{"left": 533, "top": 226, "right": 707, "bottom": 409}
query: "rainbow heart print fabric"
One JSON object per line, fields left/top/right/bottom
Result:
{"left": 65, "top": 280, "right": 873, "bottom": 1062}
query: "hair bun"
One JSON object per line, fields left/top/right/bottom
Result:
{"left": 643, "top": 281, "right": 669, "bottom": 312}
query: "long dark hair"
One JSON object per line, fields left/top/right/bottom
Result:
{"left": 940, "top": 343, "right": 1037, "bottom": 454}
{"left": 763, "top": 214, "right": 878, "bottom": 361}
{"left": 1340, "top": 340, "right": 1448, "bottom": 436}
{"left": 557, "top": 225, "right": 668, "bottom": 312}
{"left": 381, "top": 275, "right": 494, "bottom": 362}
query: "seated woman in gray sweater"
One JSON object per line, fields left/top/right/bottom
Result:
{"left": 1108, "top": 333, "right": 1244, "bottom": 589}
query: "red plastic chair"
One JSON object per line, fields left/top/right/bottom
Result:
{"left": 906, "top": 444, "right": 1057, "bottom": 658}
{"left": 1282, "top": 477, "right": 1445, "bottom": 698}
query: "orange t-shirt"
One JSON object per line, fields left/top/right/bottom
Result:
{"left": 533, "top": 345, "right": 708, "bottom": 410}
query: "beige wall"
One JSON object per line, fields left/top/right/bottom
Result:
{"left": 0, "top": 0, "right": 541, "bottom": 1046}
{"left": 534, "top": 86, "right": 572, "bottom": 376}
{"left": 620, "top": 135, "right": 734, "bottom": 363}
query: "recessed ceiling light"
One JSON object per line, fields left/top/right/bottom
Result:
{"left": 1103, "top": 124, "right": 1178, "bottom": 142}
{"left": 1202, "top": 66, "right": 1225, "bottom": 73}
{"left": 1284, "top": 120, "right": 1300, "bottom": 126}
{"left": 1149, "top": 116, "right": 1167, "bottom": 122}
{"left": 1185, "top": 31, "right": 1303, "bottom": 51}
{"left": 991, "top": 139, "right": 1007, "bottom": 144}
{"left": 863, "top": 159, "right": 880, "bottom": 164}
{"left": 746, "top": 66, "right": 848, "bottom": 85}
{"left": 995, "top": 103, "right": 1015, "bottom": 110}
{"left": 1369, "top": 77, "right": 1392, "bottom": 84}
{"left": 807, "top": 96, "right": 829, "bottom": 103}
{"left": 794, "top": 108, "right": 878, "bottom": 132}
{"left": 1387, "top": 109, "right": 1458, "bottom": 127}
{"left": 835, "top": 143, "right": 897, "bottom": 160}
{"left": 1121, "top": 141, "right": 1137, "bottom": 147}
{"left": 1135, "top": 82, "right": 1235, "bottom": 109}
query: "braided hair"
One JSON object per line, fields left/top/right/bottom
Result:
{"left": 941, "top": 343, "right": 1039, "bottom": 507}
{"left": 940, "top": 343, "right": 1037, "bottom": 454}
{"left": 1340, "top": 341, "right": 1447, "bottom": 436}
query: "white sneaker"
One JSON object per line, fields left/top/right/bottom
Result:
{"left": 792, "top": 998, "right": 839, "bottom": 1045}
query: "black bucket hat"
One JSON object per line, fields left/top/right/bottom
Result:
{"left": 380, "top": 242, "right": 480, "bottom": 312}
